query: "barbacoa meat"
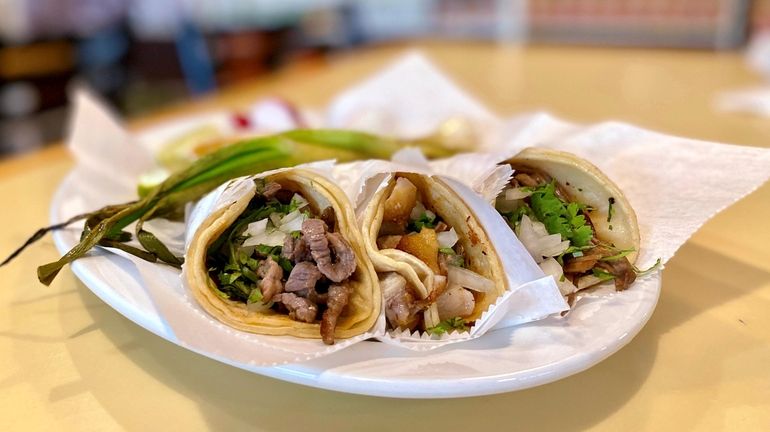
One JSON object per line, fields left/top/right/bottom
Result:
{"left": 320, "top": 283, "right": 351, "bottom": 345}
{"left": 257, "top": 257, "right": 283, "bottom": 304}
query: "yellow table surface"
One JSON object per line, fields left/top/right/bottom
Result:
{"left": 1, "top": 41, "right": 769, "bottom": 431}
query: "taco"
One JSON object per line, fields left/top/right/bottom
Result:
{"left": 361, "top": 172, "right": 506, "bottom": 335}
{"left": 494, "top": 148, "right": 641, "bottom": 299}
{"left": 185, "top": 169, "right": 380, "bottom": 345}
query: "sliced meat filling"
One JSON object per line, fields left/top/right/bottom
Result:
{"left": 282, "top": 236, "right": 312, "bottom": 262}
{"left": 302, "top": 219, "right": 357, "bottom": 283}
{"left": 277, "top": 293, "right": 318, "bottom": 323}
{"left": 284, "top": 261, "right": 323, "bottom": 293}
{"left": 257, "top": 258, "right": 283, "bottom": 304}
{"left": 320, "top": 283, "right": 352, "bottom": 345}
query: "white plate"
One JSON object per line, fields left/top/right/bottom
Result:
{"left": 51, "top": 169, "right": 660, "bottom": 399}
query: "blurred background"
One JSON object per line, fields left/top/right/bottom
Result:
{"left": 1, "top": 0, "right": 769, "bottom": 157}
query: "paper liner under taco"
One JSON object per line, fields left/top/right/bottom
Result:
{"left": 185, "top": 168, "right": 381, "bottom": 341}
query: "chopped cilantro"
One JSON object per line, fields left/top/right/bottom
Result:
{"left": 599, "top": 249, "right": 635, "bottom": 262}
{"left": 247, "top": 288, "right": 263, "bottom": 304}
{"left": 529, "top": 182, "right": 593, "bottom": 247}
{"left": 508, "top": 204, "right": 535, "bottom": 225}
{"left": 408, "top": 212, "right": 437, "bottom": 232}
{"left": 255, "top": 245, "right": 293, "bottom": 272}
{"left": 214, "top": 249, "right": 264, "bottom": 301}
{"left": 426, "top": 317, "right": 468, "bottom": 335}
{"left": 592, "top": 268, "right": 615, "bottom": 281}
{"left": 439, "top": 247, "right": 456, "bottom": 255}
{"left": 207, "top": 185, "right": 311, "bottom": 304}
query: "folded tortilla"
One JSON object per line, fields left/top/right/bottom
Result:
{"left": 185, "top": 168, "right": 380, "bottom": 340}
{"left": 505, "top": 147, "right": 641, "bottom": 289}
{"left": 361, "top": 172, "right": 507, "bottom": 327}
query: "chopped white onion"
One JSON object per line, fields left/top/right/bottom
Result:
{"left": 278, "top": 210, "right": 307, "bottom": 233}
{"left": 410, "top": 201, "right": 426, "bottom": 220}
{"left": 505, "top": 187, "right": 533, "bottom": 200}
{"left": 515, "top": 215, "right": 570, "bottom": 263}
{"left": 425, "top": 209, "right": 436, "bottom": 220}
{"left": 242, "top": 229, "right": 286, "bottom": 247}
{"left": 280, "top": 209, "right": 302, "bottom": 224}
{"left": 447, "top": 265, "right": 495, "bottom": 293}
{"left": 244, "top": 219, "right": 268, "bottom": 237}
{"left": 539, "top": 257, "right": 577, "bottom": 296}
{"left": 290, "top": 193, "right": 309, "bottom": 209}
{"left": 437, "top": 228, "right": 458, "bottom": 248}
{"left": 268, "top": 212, "right": 282, "bottom": 228}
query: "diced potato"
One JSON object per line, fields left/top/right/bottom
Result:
{"left": 383, "top": 177, "right": 417, "bottom": 224}
{"left": 397, "top": 228, "right": 440, "bottom": 273}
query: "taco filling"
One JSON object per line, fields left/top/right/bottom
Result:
{"left": 496, "top": 165, "right": 637, "bottom": 298}
{"left": 205, "top": 179, "right": 357, "bottom": 344}
{"left": 376, "top": 176, "right": 494, "bottom": 335}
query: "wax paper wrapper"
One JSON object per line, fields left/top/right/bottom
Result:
{"left": 331, "top": 157, "right": 568, "bottom": 351}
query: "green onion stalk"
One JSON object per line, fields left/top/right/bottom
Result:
{"left": 2, "top": 129, "right": 457, "bottom": 285}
